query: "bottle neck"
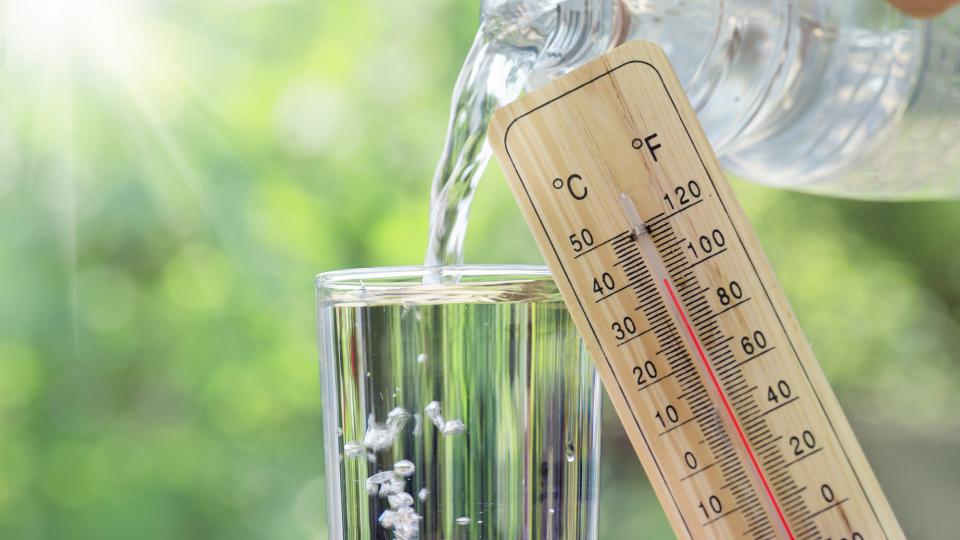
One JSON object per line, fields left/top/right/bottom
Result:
{"left": 527, "top": 0, "right": 795, "bottom": 154}
{"left": 523, "top": 0, "right": 623, "bottom": 89}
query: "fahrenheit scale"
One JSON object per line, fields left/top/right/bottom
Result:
{"left": 488, "top": 41, "right": 904, "bottom": 539}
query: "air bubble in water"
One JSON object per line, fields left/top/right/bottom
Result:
{"left": 387, "top": 407, "right": 409, "bottom": 422}
{"left": 425, "top": 401, "right": 445, "bottom": 430}
{"left": 393, "top": 459, "right": 416, "bottom": 477}
{"left": 418, "top": 488, "right": 429, "bottom": 501}
{"left": 455, "top": 517, "right": 472, "bottom": 526}
{"left": 416, "top": 352, "right": 428, "bottom": 364}
{"left": 380, "top": 506, "right": 421, "bottom": 538}
{"left": 379, "top": 509, "right": 396, "bottom": 529}
{"left": 366, "top": 471, "right": 406, "bottom": 497}
{"left": 425, "top": 401, "right": 466, "bottom": 435}
{"left": 442, "top": 419, "right": 466, "bottom": 435}
{"left": 379, "top": 485, "right": 421, "bottom": 540}
{"left": 343, "top": 441, "right": 364, "bottom": 458}
{"left": 363, "top": 407, "right": 410, "bottom": 451}
{"left": 388, "top": 492, "right": 415, "bottom": 509}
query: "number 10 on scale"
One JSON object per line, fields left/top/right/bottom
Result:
{"left": 489, "top": 40, "right": 904, "bottom": 539}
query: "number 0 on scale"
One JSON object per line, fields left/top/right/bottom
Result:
{"left": 488, "top": 41, "right": 904, "bottom": 539}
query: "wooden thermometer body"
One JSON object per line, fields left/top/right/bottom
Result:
{"left": 488, "top": 41, "right": 903, "bottom": 540}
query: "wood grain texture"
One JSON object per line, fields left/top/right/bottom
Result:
{"left": 488, "top": 40, "right": 904, "bottom": 540}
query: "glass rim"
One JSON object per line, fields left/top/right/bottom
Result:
{"left": 316, "top": 265, "right": 560, "bottom": 306}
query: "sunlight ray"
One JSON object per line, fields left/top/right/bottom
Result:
{"left": 8, "top": 0, "right": 255, "bottom": 350}
{"left": 15, "top": 6, "right": 83, "bottom": 362}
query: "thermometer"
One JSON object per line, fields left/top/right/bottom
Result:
{"left": 488, "top": 40, "right": 904, "bottom": 540}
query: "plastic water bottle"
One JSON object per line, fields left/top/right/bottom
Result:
{"left": 426, "top": 0, "right": 960, "bottom": 266}
{"left": 484, "top": 0, "right": 960, "bottom": 198}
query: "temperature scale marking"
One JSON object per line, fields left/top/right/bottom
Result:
{"left": 488, "top": 41, "right": 904, "bottom": 539}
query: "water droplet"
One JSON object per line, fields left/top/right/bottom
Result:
{"left": 416, "top": 352, "right": 428, "bottom": 364}
{"left": 455, "top": 516, "right": 472, "bottom": 526}
{"left": 418, "top": 488, "right": 429, "bottom": 501}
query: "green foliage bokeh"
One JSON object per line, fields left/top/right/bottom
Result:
{"left": 0, "top": 1, "right": 958, "bottom": 538}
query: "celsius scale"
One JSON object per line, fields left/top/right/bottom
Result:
{"left": 488, "top": 41, "right": 903, "bottom": 539}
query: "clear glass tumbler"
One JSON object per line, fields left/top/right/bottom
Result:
{"left": 317, "top": 265, "right": 601, "bottom": 540}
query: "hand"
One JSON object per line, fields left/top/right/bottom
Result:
{"left": 889, "top": 0, "right": 959, "bottom": 17}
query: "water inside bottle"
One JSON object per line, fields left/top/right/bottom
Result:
{"left": 423, "top": 1, "right": 930, "bottom": 267}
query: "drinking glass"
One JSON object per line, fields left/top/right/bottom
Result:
{"left": 317, "top": 265, "right": 601, "bottom": 539}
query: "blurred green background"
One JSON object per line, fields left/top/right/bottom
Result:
{"left": 0, "top": 0, "right": 958, "bottom": 538}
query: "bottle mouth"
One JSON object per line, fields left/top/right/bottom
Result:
{"left": 316, "top": 265, "right": 562, "bottom": 306}
{"left": 524, "top": 0, "right": 624, "bottom": 89}
{"left": 480, "top": 0, "right": 564, "bottom": 55}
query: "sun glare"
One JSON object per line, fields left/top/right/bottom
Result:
{"left": 9, "top": 0, "right": 149, "bottom": 79}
